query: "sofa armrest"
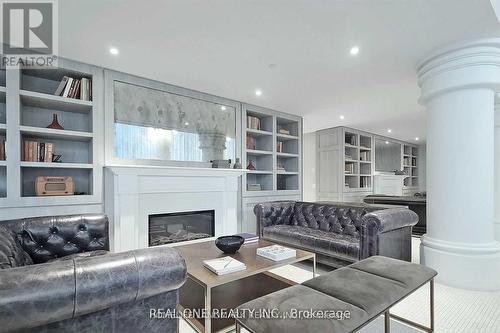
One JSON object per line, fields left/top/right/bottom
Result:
{"left": 254, "top": 201, "right": 296, "bottom": 237}
{"left": 359, "top": 208, "right": 418, "bottom": 259}
{"left": 362, "top": 208, "right": 418, "bottom": 233}
{"left": 0, "top": 247, "right": 186, "bottom": 332}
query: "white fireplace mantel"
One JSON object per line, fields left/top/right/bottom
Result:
{"left": 104, "top": 165, "right": 246, "bottom": 252}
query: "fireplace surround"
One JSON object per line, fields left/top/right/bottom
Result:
{"left": 105, "top": 166, "right": 245, "bottom": 252}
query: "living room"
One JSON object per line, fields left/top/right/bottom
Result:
{"left": 1, "top": 1, "right": 500, "bottom": 332}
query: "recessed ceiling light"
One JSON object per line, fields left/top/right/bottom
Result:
{"left": 415, "top": 137, "right": 419, "bottom": 141}
{"left": 220, "top": 106, "right": 226, "bottom": 111}
{"left": 109, "top": 47, "right": 119, "bottom": 55}
{"left": 385, "top": 141, "right": 389, "bottom": 144}
{"left": 184, "top": 122, "right": 189, "bottom": 126}
{"left": 387, "top": 129, "right": 392, "bottom": 133}
{"left": 255, "top": 89, "right": 262, "bottom": 96}
{"left": 349, "top": 46, "right": 360, "bottom": 56}
{"left": 339, "top": 115, "right": 345, "bottom": 120}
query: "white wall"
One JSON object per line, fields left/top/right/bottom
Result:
{"left": 302, "top": 132, "right": 317, "bottom": 201}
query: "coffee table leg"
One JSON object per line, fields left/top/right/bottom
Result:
{"left": 204, "top": 285, "right": 211, "bottom": 333}
{"left": 313, "top": 254, "right": 317, "bottom": 278}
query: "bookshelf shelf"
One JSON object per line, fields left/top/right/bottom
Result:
{"left": 0, "top": 161, "right": 6, "bottom": 167}
{"left": 246, "top": 128, "right": 273, "bottom": 137}
{"left": 0, "top": 86, "right": 5, "bottom": 101}
{"left": 20, "top": 162, "right": 93, "bottom": 169}
{"left": 276, "top": 133, "right": 299, "bottom": 141}
{"left": 0, "top": 124, "right": 6, "bottom": 131}
{"left": 20, "top": 90, "right": 93, "bottom": 113}
{"left": 247, "top": 170, "right": 273, "bottom": 175}
{"left": 20, "top": 126, "right": 93, "bottom": 141}
{"left": 277, "top": 171, "right": 299, "bottom": 175}
{"left": 247, "top": 149, "right": 273, "bottom": 155}
{"left": 276, "top": 152, "right": 298, "bottom": 158}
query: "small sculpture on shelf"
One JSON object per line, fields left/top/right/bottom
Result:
{"left": 233, "top": 158, "right": 242, "bottom": 169}
{"left": 247, "top": 161, "right": 256, "bottom": 170}
{"left": 47, "top": 114, "right": 64, "bottom": 130}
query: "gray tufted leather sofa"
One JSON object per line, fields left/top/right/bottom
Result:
{"left": 0, "top": 214, "right": 187, "bottom": 333}
{"left": 254, "top": 201, "right": 418, "bottom": 267}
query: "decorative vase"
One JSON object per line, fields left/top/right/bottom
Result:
{"left": 233, "top": 158, "right": 242, "bottom": 169}
{"left": 47, "top": 114, "right": 64, "bottom": 130}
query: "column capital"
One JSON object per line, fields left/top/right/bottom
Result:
{"left": 418, "top": 38, "right": 500, "bottom": 103}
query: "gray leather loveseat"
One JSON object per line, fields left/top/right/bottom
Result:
{"left": 255, "top": 201, "right": 418, "bottom": 267}
{"left": 0, "top": 214, "right": 186, "bottom": 333}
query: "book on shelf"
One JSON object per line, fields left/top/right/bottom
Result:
{"left": 237, "top": 233, "right": 259, "bottom": 244}
{"left": 0, "top": 139, "right": 5, "bottom": 160}
{"left": 345, "top": 163, "right": 355, "bottom": 174}
{"left": 247, "top": 116, "right": 261, "bottom": 130}
{"left": 257, "top": 245, "right": 296, "bottom": 261}
{"left": 54, "top": 76, "right": 92, "bottom": 101}
{"left": 246, "top": 135, "right": 257, "bottom": 150}
{"left": 277, "top": 141, "right": 284, "bottom": 153}
{"left": 360, "top": 151, "right": 370, "bottom": 161}
{"left": 360, "top": 176, "right": 371, "bottom": 188}
{"left": 345, "top": 134, "right": 356, "bottom": 146}
{"left": 22, "top": 140, "right": 54, "bottom": 162}
{"left": 203, "top": 256, "right": 246, "bottom": 275}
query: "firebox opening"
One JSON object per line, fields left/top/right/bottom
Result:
{"left": 148, "top": 210, "right": 215, "bottom": 246}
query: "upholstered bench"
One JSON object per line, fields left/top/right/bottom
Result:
{"left": 235, "top": 256, "right": 437, "bottom": 333}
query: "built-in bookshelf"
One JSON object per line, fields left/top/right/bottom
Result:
{"left": 343, "top": 130, "right": 373, "bottom": 191}
{"left": 403, "top": 144, "right": 419, "bottom": 188}
{"left": 242, "top": 104, "right": 302, "bottom": 195}
{"left": 0, "top": 60, "right": 102, "bottom": 208}
{"left": 317, "top": 126, "right": 421, "bottom": 203}
{"left": 241, "top": 104, "right": 302, "bottom": 233}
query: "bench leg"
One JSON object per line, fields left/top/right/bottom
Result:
{"left": 387, "top": 278, "right": 435, "bottom": 333}
{"left": 384, "top": 310, "right": 390, "bottom": 333}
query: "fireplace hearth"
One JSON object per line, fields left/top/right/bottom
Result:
{"left": 149, "top": 210, "right": 215, "bottom": 246}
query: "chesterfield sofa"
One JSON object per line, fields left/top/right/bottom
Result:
{"left": 0, "top": 214, "right": 187, "bottom": 333}
{"left": 254, "top": 201, "right": 418, "bottom": 267}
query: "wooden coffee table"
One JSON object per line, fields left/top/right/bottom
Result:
{"left": 174, "top": 239, "right": 315, "bottom": 333}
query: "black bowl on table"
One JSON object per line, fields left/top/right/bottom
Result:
{"left": 215, "top": 235, "right": 245, "bottom": 254}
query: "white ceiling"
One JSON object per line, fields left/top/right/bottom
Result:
{"left": 58, "top": 0, "right": 500, "bottom": 141}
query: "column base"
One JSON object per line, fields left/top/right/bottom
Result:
{"left": 420, "top": 235, "right": 500, "bottom": 291}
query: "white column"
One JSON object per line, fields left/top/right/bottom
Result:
{"left": 495, "top": 104, "right": 500, "bottom": 241}
{"left": 418, "top": 39, "right": 500, "bottom": 291}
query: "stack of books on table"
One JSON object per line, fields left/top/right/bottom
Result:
{"left": 257, "top": 245, "right": 296, "bottom": 261}
{"left": 237, "top": 233, "right": 259, "bottom": 244}
{"left": 203, "top": 257, "right": 246, "bottom": 275}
